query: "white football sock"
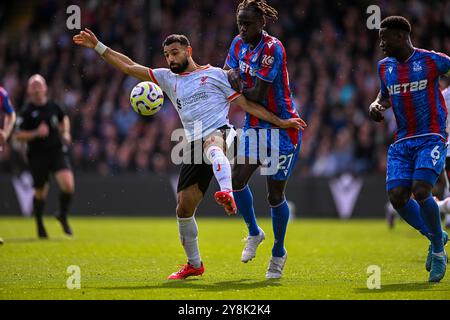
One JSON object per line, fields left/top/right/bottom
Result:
{"left": 445, "top": 214, "right": 450, "bottom": 226}
{"left": 444, "top": 187, "right": 450, "bottom": 199}
{"left": 437, "top": 198, "right": 450, "bottom": 214}
{"left": 385, "top": 201, "right": 396, "bottom": 216}
{"left": 177, "top": 216, "right": 201, "bottom": 268}
{"left": 206, "top": 146, "right": 232, "bottom": 191}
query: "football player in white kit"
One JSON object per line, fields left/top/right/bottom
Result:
{"left": 73, "top": 29, "right": 305, "bottom": 279}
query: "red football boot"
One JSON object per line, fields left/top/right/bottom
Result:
{"left": 214, "top": 190, "right": 237, "bottom": 215}
{"left": 167, "top": 262, "right": 204, "bottom": 280}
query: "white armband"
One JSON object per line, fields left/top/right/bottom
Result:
{"left": 94, "top": 41, "right": 108, "bottom": 55}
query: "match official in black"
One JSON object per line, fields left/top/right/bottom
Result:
{"left": 14, "top": 74, "right": 75, "bottom": 239}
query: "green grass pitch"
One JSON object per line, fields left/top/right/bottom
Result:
{"left": 0, "top": 217, "right": 449, "bottom": 300}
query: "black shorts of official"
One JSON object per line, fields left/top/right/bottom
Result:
{"left": 177, "top": 125, "right": 237, "bottom": 195}
{"left": 28, "top": 149, "right": 72, "bottom": 189}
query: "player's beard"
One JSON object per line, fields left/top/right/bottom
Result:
{"left": 170, "top": 58, "right": 189, "bottom": 74}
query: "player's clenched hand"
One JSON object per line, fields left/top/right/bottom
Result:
{"left": 73, "top": 28, "right": 99, "bottom": 49}
{"left": 35, "top": 122, "right": 49, "bottom": 138}
{"left": 227, "top": 69, "right": 242, "bottom": 92}
{"left": 279, "top": 117, "right": 307, "bottom": 130}
{"left": 369, "top": 101, "right": 385, "bottom": 122}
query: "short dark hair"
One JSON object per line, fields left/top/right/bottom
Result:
{"left": 380, "top": 16, "right": 411, "bottom": 34}
{"left": 162, "top": 34, "right": 190, "bottom": 48}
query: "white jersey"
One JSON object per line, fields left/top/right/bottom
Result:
{"left": 148, "top": 65, "right": 240, "bottom": 142}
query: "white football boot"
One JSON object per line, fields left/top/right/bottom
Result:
{"left": 266, "top": 252, "right": 287, "bottom": 279}
{"left": 241, "top": 227, "right": 265, "bottom": 263}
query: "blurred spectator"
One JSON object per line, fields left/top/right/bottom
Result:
{"left": 1, "top": 0, "right": 449, "bottom": 177}
{"left": 114, "top": 95, "right": 139, "bottom": 141}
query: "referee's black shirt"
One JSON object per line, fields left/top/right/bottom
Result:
{"left": 18, "top": 101, "right": 66, "bottom": 155}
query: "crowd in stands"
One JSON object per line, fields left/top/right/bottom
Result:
{"left": 1, "top": 0, "right": 449, "bottom": 178}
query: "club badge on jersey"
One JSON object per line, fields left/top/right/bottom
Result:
{"left": 225, "top": 31, "right": 299, "bottom": 136}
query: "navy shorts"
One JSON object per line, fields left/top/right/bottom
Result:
{"left": 386, "top": 135, "right": 447, "bottom": 191}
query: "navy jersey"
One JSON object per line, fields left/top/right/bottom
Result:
{"left": 225, "top": 31, "right": 300, "bottom": 145}
{"left": 378, "top": 48, "right": 450, "bottom": 142}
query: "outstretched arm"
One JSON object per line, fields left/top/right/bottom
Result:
{"left": 224, "top": 65, "right": 243, "bottom": 93}
{"left": 232, "top": 95, "right": 307, "bottom": 130}
{"left": 73, "top": 28, "right": 151, "bottom": 81}
{"left": 224, "top": 66, "right": 270, "bottom": 101}
{"left": 241, "top": 77, "right": 270, "bottom": 102}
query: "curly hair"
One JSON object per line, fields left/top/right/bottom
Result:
{"left": 237, "top": 0, "right": 278, "bottom": 20}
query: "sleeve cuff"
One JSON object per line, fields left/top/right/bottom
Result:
{"left": 255, "top": 73, "right": 274, "bottom": 83}
{"left": 227, "top": 92, "right": 241, "bottom": 102}
{"left": 225, "top": 61, "right": 238, "bottom": 70}
{"left": 148, "top": 68, "right": 159, "bottom": 85}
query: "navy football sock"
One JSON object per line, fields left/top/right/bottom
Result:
{"left": 419, "top": 196, "right": 444, "bottom": 253}
{"left": 396, "top": 198, "right": 432, "bottom": 240}
{"left": 33, "top": 197, "right": 45, "bottom": 222}
{"left": 271, "top": 200, "right": 289, "bottom": 257}
{"left": 233, "top": 185, "right": 260, "bottom": 236}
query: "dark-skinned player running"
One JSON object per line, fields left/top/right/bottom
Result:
{"left": 224, "top": 0, "right": 306, "bottom": 279}
{"left": 369, "top": 16, "right": 450, "bottom": 282}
